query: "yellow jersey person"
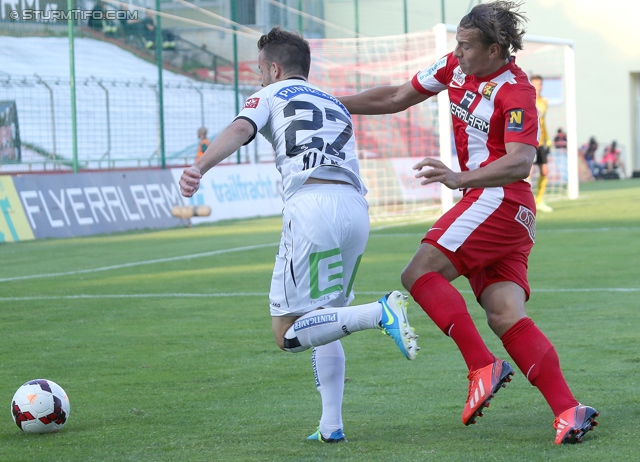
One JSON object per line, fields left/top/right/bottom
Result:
{"left": 530, "top": 75, "right": 553, "bottom": 212}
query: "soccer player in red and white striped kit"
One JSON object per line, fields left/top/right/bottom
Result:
{"left": 340, "top": 0, "right": 598, "bottom": 444}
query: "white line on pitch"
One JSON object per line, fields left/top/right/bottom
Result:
{"left": 2, "top": 226, "right": 636, "bottom": 284}
{"left": 0, "top": 243, "right": 277, "bottom": 283}
{"left": 369, "top": 226, "right": 640, "bottom": 237}
{"left": 1, "top": 287, "right": 638, "bottom": 302}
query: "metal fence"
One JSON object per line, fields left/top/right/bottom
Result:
{"left": 0, "top": 0, "right": 270, "bottom": 173}
{"left": 0, "top": 74, "right": 270, "bottom": 172}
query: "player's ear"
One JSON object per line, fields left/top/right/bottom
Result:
{"left": 488, "top": 42, "right": 502, "bottom": 59}
{"left": 272, "top": 61, "right": 286, "bottom": 80}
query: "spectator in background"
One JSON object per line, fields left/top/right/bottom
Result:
{"left": 601, "top": 140, "right": 627, "bottom": 179}
{"left": 139, "top": 12, "right": 157, "bottom": 50}
{"left": 88, "top": 1, "right": 118, "bottom": 37}
{"left": 119, "top": 8, "right": 150, "bottom": 48}
{"left": 87, "top": 1, "right": 104, "bottom": 30}
{"left": 121, "top": 11, "right": 176, "bottom": 50}
{"left": 553, "top": 128, "right": 567, "bottom": 150}
{"left": 195, "top": 127, "right": 210, "bottom": 161}
{"left": 580, "top": 137, "right": 600, "bottom": 180}
{"left": 140, "top": 12, "right": 176, "bottom": 50}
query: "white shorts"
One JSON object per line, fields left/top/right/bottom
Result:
{"left": 269, "top": 184, "right": 370, "bottom": 316}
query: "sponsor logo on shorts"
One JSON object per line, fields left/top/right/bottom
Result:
{"left": 342, "top": 325, "right": 351, "bottom": 335}
{"left": 482, "top": 82, "right": 497, "bottom": 100}
{"left": 270, "top": 300, "right": 281, "bottom": 308}
{"left": 515, "top": 205, "right": 536, "bottom": 242}
{"left": 294, "top": 312, "right": 338, "bottom": 331}
{"left": 507, "top": 109, "right": 525, "bottom": 132}
{"left": 244, "top": 97, "right": 260, "bottom": 109}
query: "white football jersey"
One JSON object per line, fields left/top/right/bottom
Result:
{"left": 236, "top": 78, "right": 367, "bottom": 201}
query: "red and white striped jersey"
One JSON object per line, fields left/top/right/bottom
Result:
{"left": 411, "top": 53, "right": 539, "bottom": 186}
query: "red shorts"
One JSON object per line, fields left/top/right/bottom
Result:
{"left": 422, "top": 183, "right": 536, "bottom": 301}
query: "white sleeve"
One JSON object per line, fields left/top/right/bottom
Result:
{"left": 414, "top": 55, "right": 449, "bottom": 94}
{"left": 238, "top": 89, "right": 270, "bottom": 130}
{"left": 235, "top": 89, "right": 271, "bottom": 145}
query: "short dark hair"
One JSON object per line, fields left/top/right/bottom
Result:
{"left": 257, "top": 26, "right": 311, "bottom": 78}
{"left": 530, "top": 74, "right": 543, "bottom": 82}
{"left": 459, "top": 1, "right": 528, "bottom": 59}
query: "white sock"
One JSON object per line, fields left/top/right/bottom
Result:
{"left": 312, "top": 341, "right": 345, "bottom": 437}
{"left": 285, "top": 301, "right": 382, "bottom": 349}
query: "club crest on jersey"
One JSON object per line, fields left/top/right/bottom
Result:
{"left": 507, "top": 109, "right": 525, "bottom": 132}
{"left": 482, "top": 82, "right": 497, "bottom": 100}
{"left": 244, "top": 97, "right": 260, "bottom": 109}
{"left": 452, "top": 67, "right": 466, "bottom": 86}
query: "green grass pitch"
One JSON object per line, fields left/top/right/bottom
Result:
{"left": 0, "top": 179, "right": 638, "bottom": 461}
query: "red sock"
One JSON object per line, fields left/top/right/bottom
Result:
{"left": 410, "top": 272, "right": 494, "bottom": 371}
{"left": 501, "top": 317, "right": 579, "bottom": 416}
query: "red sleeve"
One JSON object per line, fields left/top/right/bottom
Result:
{"left": 503, "top": 85, "right": 539, "bottom": 148}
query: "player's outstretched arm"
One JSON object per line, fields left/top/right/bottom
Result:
{"left": 413, "top": 142, "right": 536, "bottom": 190}
{"left": 339, "top": 81, "right": 429, "bottom": 115}
{"left": 179, "top": 118, "right": 254, "bottom": 197}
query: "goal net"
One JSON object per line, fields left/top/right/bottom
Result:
{"left": 307, "top": 25, "right": 577, "bottom": 222}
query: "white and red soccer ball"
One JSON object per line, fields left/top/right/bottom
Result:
{"left": 11, "top": 379, "right": 70, "bottom": 433}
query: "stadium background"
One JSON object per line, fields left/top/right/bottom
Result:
{"left": 1, "top": 0, "right": 639, "bottom": 241}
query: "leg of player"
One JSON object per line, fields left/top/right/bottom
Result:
{"left": 306, "top": 341, "right": 348, "bottom": 443}
{"left": 480, "top": 282, "right": 599, "bottom": 444}
{"left": 536, "top": 162, "right": 553, "bottom": 213}
{"left": 402, "top": 243, "right": 514, "bottom": 426}
{"left": 272, "top": 291, "right": 419, "bottom": 360}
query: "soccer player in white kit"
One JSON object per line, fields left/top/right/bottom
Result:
{"left": 179, "top": 26, "right": 419, "bottom": 443}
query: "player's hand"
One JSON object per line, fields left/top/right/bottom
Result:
{"left": 413, "top": 157, "right": 462, "bottom": 190}
{"left": 179, "top": 165, "right": 202, "bottom": 197}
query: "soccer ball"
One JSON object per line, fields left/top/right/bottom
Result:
{"left": 11, "top": 379, "right": 70, "bottom": 433}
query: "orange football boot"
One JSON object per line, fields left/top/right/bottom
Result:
{"left": 462, "top": 359, "right": 514, "bottom": 425}
{"left": 554, "top": 404, "right": 599, "bottom": 444}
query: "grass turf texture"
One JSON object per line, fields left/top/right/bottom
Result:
{"left": 0, "top": 179, "right": 638, "bottom": 461}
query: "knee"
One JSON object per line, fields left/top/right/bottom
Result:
{"left": 486, "top": 311, "right": 522, "bottom": 338}
{"left": 275, "top": 329, "right": 309, "bottom": 353}
{"left": 272, "top": 316, "right": 297, "bottom": 351}
{"left": 486, "top": 312, "right": 508, "bottom": 337}
{"left": 400, "top": 266, "right": 419, "bottom": 292}
{"left": 273, "top": 333, "right": 286, "bottom": 351}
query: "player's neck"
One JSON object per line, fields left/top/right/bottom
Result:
{"left": 281, "top": 75, "right": 307, "bottom": 82}
{"left": 475, "top": 57, "right": 510, "bottom": 79}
